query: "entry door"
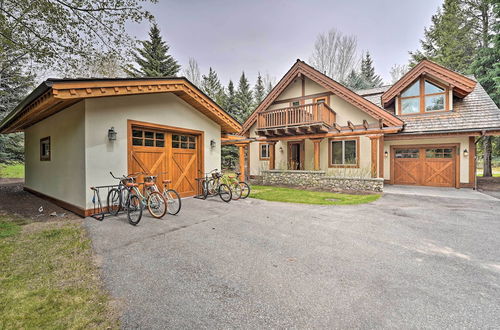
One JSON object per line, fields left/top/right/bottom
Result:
{"left": 129, "top": 125, "right": 200, "bottom": 197}
{"left": 393, "top": 146, "right": 456, "bottom": 187}
{"left": 288, "top": 141, "right": 304, "bottom": 170}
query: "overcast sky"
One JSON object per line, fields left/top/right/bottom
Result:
{"left": 128, "top": 0, "right": 443, "bottom": 86}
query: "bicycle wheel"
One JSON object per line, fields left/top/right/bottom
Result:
{"left": 201, "top": 179, "right": 208, "bottom": 200}
{"left": 127, "top": 194, "right": 143, "bottom": 225}
{"left": 164, "top": 189, "right": 181, "bottom": 215}
{"left": 207, "top": 179, "right": 218, "bottom": 196}
{"left": 107, "top": 188, "right": 121, "bottom": 216}
{"left": 147, "top": 191, "right": 167, "bottom": 218}
{"left": 239, "top": 182, "right": 251, "bottom": 199}
{"left": 231, "top": 182, "right": 242, "bottom": 200}
{"left": 218, "top": 184, "right": 232, "bottom": 203}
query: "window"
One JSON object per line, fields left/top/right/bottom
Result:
{"left": 291, "top": 101, "right": 300, "bottom": 107}
{"left": 132, "top": 129, "right": 165, "bottom": 147}
{"left": 329, "top": 138, "right": 358, "bottom": 167}
{"left": 172, "top": 134, "right": 196, "bottom": 149}
{"left": 425, "top": 148, "right": 453, "bottom": 159}
{"left": 400, "top": 78, "right": 447, "bottom": 115}
{"left": 395, "top": 149, "right": 419, "bottom": 159}
{"left": 259, "top": 143, "right": 270, "bottom": 159}
{"left": 40, "top": 137, "right": 51, "bottom": 161}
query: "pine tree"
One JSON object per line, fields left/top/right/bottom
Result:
{"left": 409, "top": 0, "right": 477, "bottom": 73}
{"left": 253, "top": 73, "right": 265, "bottom": 107}
{"left": 235, "top": 72, "right": 254, "bottom": 122}
{"left": 360, "top": 52, "right": 383, "bottom": 88}
{"left": 201, "top": 67, "right": 226, "bottom": 107}
{"left": 470, "top": 1, "right": 500, "bottom": 177}
{"left": 124, "top": 24, "right": 180, "bottom": 77}
{"left": 0, "top": 49, "right": 33, "bottom": 163}
{"left": 225, "top": 80, "right": 238, "bottom": 117}
{"left": 343, "top": 69, "right": 367, "bottom": 90}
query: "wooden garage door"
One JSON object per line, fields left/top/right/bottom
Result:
{"left": 129, "top": 125, "right": 201, "bottom": 197}
{"left": 393, "top": 146, "right": 456, "bottom": 187}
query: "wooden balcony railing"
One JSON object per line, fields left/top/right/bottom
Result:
{"left": 257, "top": 102, "right": 336, "bottom": 129}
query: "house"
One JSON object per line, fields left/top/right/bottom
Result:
{"left": 0, "top": 78, "right": 241, "bottom": 216}
{"left": 237, "top": 59, "right": 500, "bottom": 191}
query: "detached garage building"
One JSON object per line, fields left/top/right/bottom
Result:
{"left": 0, "top": 78, "right": 241, "bottom": 216}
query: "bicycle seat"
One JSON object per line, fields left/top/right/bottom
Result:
{"left": 144, "top": 181, "right": 155, "bottom": 187}
{"left": 162, "top": 180, "right": 171, "bottom": 184}
{"left": 125, "top": 182, "right": 138, "bottom": 188}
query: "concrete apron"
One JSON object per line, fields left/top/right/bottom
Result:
{"left": 384, "top": 184, "right": 499, "bottom": 201}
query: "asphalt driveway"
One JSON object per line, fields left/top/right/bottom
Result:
{"left": 85, "top": 191, "right": 500, "bottom": 329}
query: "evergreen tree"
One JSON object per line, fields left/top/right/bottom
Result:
{"left": 343, "top": 69, "right": 367, "bottom": 90}
{"left": 470, "top": 1, "right": 500, "bottom": 177}
{"left": 125, "top": 24, "right": 180, "bottom": 77}
{"left": 360, "top": 52, "right": 383, "bottom": 87}
{"left": 225, "top": 80, "right": 238, "bottom": 117}
{"left": 0, "top": 49, "right": 33, "bottom": 163}
{"left": 235, "top": 72, "right": 254, "bottom": 122}
{"left": 409, "top": 0, "right": 477, "bottom": 73}
{"left": 201, "top": 67, "right": 226, "bottom": 106}
{"left": 253, "top": 73, "right": 266, "bottom": 107}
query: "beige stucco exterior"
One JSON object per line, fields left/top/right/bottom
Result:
{"left": 25, "top": 92, "right": 223, "bottom": 211}
{"left": 25, "top": 101, "right": 86, "bottom": 208}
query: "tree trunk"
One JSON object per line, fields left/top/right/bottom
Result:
{"left": 483, "top": 136, "right": 493, "bottom": 177}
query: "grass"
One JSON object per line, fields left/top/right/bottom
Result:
{"left": 0, "top": 163, "right": 24, "bottom": 178}
{"left": 0, "top": 215, "right": 118, "bottom": 329}
{"left": 250, "top": 185, "right": 380, "bottom": 205}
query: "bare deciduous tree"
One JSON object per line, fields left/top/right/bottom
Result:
{"left": 389, "top": 64, "right": 410, "bottom": 83}
{"left": 309, "top": 28, "right": 359, "bottom": 83}
{"left": 184, "top": 58, "right": 201, "bottom": 87}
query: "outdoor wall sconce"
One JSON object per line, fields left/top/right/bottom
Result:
{"left": 210, "top": 139, "right": 216, "bottom": 149}
{"left": 279, "top": 146, "right": 284, "bottom": 153}
{"left": 384, "top": 150, "right": 389, "bottom": 158}
{"left": 108, "top": 127, "right": 117, "bottom": 141}
{"left": 463, "top": 149, "right": 468, "bottom": 157}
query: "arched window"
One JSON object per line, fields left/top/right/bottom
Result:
{"left": 399, "top": 78, "right": 447, "bottom": 115}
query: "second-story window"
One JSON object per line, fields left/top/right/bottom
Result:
{"left": 260, "top": 143, "right": 270, "bottom": 159}
{"left": 400, "top": 77, "right": 447, "bottom": 115}
{"left": 291, "top": 101, "right": 300, "bottom": 107}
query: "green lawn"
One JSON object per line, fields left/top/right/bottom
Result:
{"left": 0, "top": 163, "right": 24, "bottom": 178}
{"left": 250, "top": 185, "right": 380, "bottom": 205}
{"left": 476, "top": 167, "right": 500, "bottom": 177}
{"left": 0, "top": 216, "right": 118, "bottom": 329}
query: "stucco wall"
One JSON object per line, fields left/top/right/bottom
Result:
{"left": 84, "top": 93, "right": 222, "bottom": 209}
{"left": 25, "top": 101, "right": 86, "bottom": 208}
{"left": 383, "top": 136, "right": 470, "bottom": 183}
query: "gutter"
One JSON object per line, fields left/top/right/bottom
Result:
{"left": 386, "top": 127, "right": 500, "bottom": 136}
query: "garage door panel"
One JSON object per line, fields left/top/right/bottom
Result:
{"left": 393, "top": 146, "right": 456, "bottom": 188}
{"left": 129, "top": 125, "right": 201, "bottom": 198}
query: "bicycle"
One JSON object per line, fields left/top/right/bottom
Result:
{"left": 202, "top": 169, "right": 232, "bottom": 202}
{"left": 235, "top": 171, "right": 251, "bottom": 199}
{"left": 143, "top": 173, "right": 182, "bottom": 215}
{"left": 221, "top": 173, "right": 243, "bottom": 200}
{"left": 107, "top": 172, "right": 143, "bottom": 225}
{"left": 108, "top": 172, "right": 167, "bottom": 222}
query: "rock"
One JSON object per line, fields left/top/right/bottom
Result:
{"left": 49, "top": 211, "right": 57, "bottom": 216}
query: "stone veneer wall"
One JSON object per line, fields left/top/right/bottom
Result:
{"left": 260, "top": 170, "right": 383, "bottom": 192}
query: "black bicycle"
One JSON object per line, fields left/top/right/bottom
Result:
{"left": 202, "top": 169, "right": 232, "bottom": 202}
{"left": 107, "top": 172, "right": 143, "bottom": 225}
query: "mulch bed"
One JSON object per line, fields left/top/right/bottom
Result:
{"left": 476, "top": 177, "right": 500, "bottom": 199}
{"left": 0, "top": 181, "right": 80, "bottom": 221}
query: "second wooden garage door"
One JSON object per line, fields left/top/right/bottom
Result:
{"left": 128, "top": 124, "right": 202, "bottom": 197}
{"left": 393, "top": 146, "right": 457, "bottom": 187}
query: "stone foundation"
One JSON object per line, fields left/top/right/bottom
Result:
{"left": 261, "top": 170, "right": 383, "bottom": 192}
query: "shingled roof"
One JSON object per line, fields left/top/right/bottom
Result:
{"left": 356, "top": 78, "right": 500, "bottom": 134}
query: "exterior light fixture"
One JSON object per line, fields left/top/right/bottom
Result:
{"left": 108, "top": 127, "right": 117, "bottom": 141}
{"left": 463, "top": 149, "right": 468, "bottom": 157}
{"left": 210, "top": 139, "right": 216, "bottom": 149}
{"left": 384, "top": 150, "right": 389, "bottom": 158}
{"left": 279, "top": 146, "right": 284, "bottom": 153}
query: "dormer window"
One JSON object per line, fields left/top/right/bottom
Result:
{"left": 399, "top": 77, "right": 447, "bottom": 115}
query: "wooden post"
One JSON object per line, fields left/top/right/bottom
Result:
{"left": 237, "top": 144, "right": 246, "bottom": 181}
{"left": 269, "top": 142, "right": 276, "bottom": 170}
{"left": 379, "top": 135, "right": 384, "bottom": 179}
{"left": 369, "top": 136, "right": 381, "bottom": 178}
{"left": 311, "top": 138, "right": 323, "bottom": 170}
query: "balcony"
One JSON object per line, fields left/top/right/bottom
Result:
{"left": 256, "top": 102, "right": 336, "bottom": 137}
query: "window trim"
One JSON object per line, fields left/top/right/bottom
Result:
{"left": 328, "top": 137, "right": 359, "bottom": 168}
{"left": 398, "top": 77, "right": 449, "bottom": 115}
{"left": 259, "top": 143, "right": 270, "bottom": 160}
{"left": 40, "top": 136, "right": 51, "bottom": 161}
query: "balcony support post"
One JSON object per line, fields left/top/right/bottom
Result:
{"left": 310, "top": 138, "right": 323, "bottom": 170}
{"left": 235, "top": 143, "right": 247, "bottom": 181}
{"left": 269, "top": 142, "right": 276, "bottom": 170}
